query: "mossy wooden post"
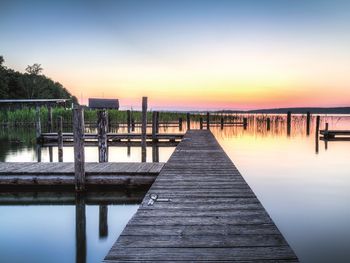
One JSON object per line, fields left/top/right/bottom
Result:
{"left": 220, "top": 116, "right": 224, "bottom": 130}
{"left": 267, "top": 117, "right": 271, "bottom": 131}
{"left": 315, "top": 115, "right": 320, "bottom": 154}
{"left": 152, "top": 144, "right": 159, "bottom": 163}
{"left": 99, "top": 205, "right": 108, "bottom": 238}
{"left": 306, "top": 112, "right": 311, "bottom": 135}
{"left": 141, "top": 97, "right": 147, "bottom": 162}
{"left": 186, "top": 113, "right": 190, "bottom": 130}
{"left": 152, "top": 111, "right": 157, "bottom": 141}
{"left": 127, "top": 110, "right": 131, "bottom": 133}
{"left": 35, "top": 105, "right": 41, "bottom": 141}
{"left": 287, "top": 111, "right": 291, "bottom": 136}
{"left": 98, "top": 109, "right": 108, "bottom": 163}
{"left": 58, "top": 116, "right": 63, "bottom": 162}
{"left": 75, "top": 194, "right": 86, "bottom": 263}
{"left": 199, "top": 117, "right": 203, "bottom": 129}
{"left": 73, "top": 105, "right": 85, "bottom": 192}
{"left": 206, "top": 112, "right": 210, "bottom": 130}
{"left": 178, "top": 117, "right": 183, "bottom": 131}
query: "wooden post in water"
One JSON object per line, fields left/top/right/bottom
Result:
{"left": 267, "top": 118, "right": 271, "bottom": 131}
{"left": 97, "top": 110, "right": 108, "bottom": 163}
{"left": 152, "top": 111, "right": 157, "bottom": 141}
{"left": 152, "top": 144, "right": 159, "bottom": 163}
{"left": 99, "top": 205, "right": 108, "bottom": 238}
{"left": 199, "top": 117, "right": 203, "bottom": 130}
{"left": 155, "top": 111, "right": 159, "bottom": 134}
{"left": 315, "top": 115, "right": 320, "bottom": 154}
{"left": 287, "top": 111, "right": 291, "bottom": 136}
{"left": 186, "top": 113, "right": 190, "bottom": 130}
{"left": 131, "top": 116, "right": 135, "bottom": 131}
{"left": 141, "top": 97, "right": 147, "bottom": 162}
{"left": 75, "top": 194, "right": 86, "bottom": 263}
{"left": 306, "top": 112, "right": 311, "bottom": 136}
{"left": 178, "top": 117, "right": 183, "bottom": 131}
{"left": 58, "top": 116, "right": 63, "bottom": 162}
{"left": 73, "top": 106, "right": 85, "bottom": 192}
{"left": 243, "top": 117, "right": 248, "bottom": 130}
{"left": 220, "top": 116, "right": 224, "bottom": 130}
{"left": 325, "top": 122, "right": 329, "bottom": 150}
{"left": 206, "top": 112, "right": 210, "bottom": 130}
{"left": 35, "top": 105, "right": 41, "bottom": 141}
{"left": 127, "top": 110, "right": 131, "bottom": 133}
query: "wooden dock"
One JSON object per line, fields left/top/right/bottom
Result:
{"left": 104, "top": 130, "right": 298, "bottom": 262}
{"left": 320, "top": 129, "right": 350, "bottom": 140}
{"left": 0, "top": 162, "right": 164, "bottom": 187}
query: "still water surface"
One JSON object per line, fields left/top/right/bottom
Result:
{"left": 0, "top": 115, "right": 350, "bottom": 262}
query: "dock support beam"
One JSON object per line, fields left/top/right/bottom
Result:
{"left": 178, "top": 117, "right": 183, "bottom": 131}
{"left": 98, "top": 110, "right": 108, "bottom": 163}
{"left": 199, "top": 117, "right": 203, "bottom": 130}
{"left": 58, "top": 116, "right": 63, "bottom": 162}
{"left": 186, "top": 113, "right": 190, "bottom": 130}
{"left": 141, "top": 97, "right": 147, "bottom": 162}
{"left": 73, "top": 105, "right": 85, "bottom": 192}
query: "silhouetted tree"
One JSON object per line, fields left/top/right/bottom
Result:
{"left": 25, "top": 63, "right": 43, "bottom": 75}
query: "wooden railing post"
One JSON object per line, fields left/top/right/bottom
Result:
{"left": 243, "top": 117, "right": 248, "bottom": 130}
{"left": 48, "top": 106, "right": 53, "bottom": 133}
{"left": 178, "top": 117, "right": 183, "bottom": 131}
{"left": 35, "top": 105, "right": 41, "bottom": 141}
{"left": 155, "top": 111, "right": 159, "bottom": 134}
{"left": 127, "top": 109, "right": 131, "bottom": 133}
{"left": 199, "top": 117, "right": 203, "bottom": 130}
{"left": 73, "top": 105, "right": 85, "bottom": 192}
{"left": 141, "top": 97, "right": 147, "bottom": 162}
{"left": 97, "top": 109, "right": 108, "bottom": 163}
{"left": 58, "top": 116, "right": 63, "bottom": 162}
{"left": 186, "top": 113, "right": 190, "bottom": 130}
{"left": 206, "top": 112, "right": 210, "bottom": 130}
{"left": 152, "top": 111, "right": 157, "bottom": 141}
{"left": 220, "top": 117, "right": 224, "bottom": 130}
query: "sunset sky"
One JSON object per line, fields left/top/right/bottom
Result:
{"left": 1, "top": 0, "right": 350, "bottom": 110}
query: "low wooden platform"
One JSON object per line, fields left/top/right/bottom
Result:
{"left": 320, "top": 130, "right": 350, "bottom": 140}
{"left": 104, "top": 130, "right": 298, "bottom": 262}
{"left": 39, "top": 132, "right": 184, "bottom": 143}
{"left": 0, "top": 162, "right": 164, "bottom": 187}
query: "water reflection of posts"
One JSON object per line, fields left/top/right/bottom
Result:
{"left": 75, "top": 194, "right": 86, "bottom": 263}
{"left": 73, "top": 106, "right": 85, "bottom": 191}
{"left": 98, "top": 110, "right": 108, "bottom": 163}
{"left": 206, "top": 112, "right": 210, "bottom": 130}
{"left": 58, "top": 116, "right": 63, "bottom": 162}
{"left": 152, "top": 144, "right": 159, "bottom": 162}
{"left": 287, "top": 111, "right": 291, "bottom": 136}
{"left": 315, "top": 116, "right": 320, "bottom": 154}
{"left": 186, "top": 113, "right": 190, "bottom": 130}
{"left": 141, "top": 97, "right": 147, "bottom": 162}
{"left": 306, "top": 112, "right": 311, "bottom": 136}
{"left": 99, "top": 205, "right": 108, "bottom": 239}
{"left": 178, "top": 117, "right": 183, "bottom": 131}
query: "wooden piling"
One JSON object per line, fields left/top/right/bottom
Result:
{"left": 178, "top": 117, "right": 183, "bottom": 131}
{"left": 199, "top": 117, "right": 203, "bottom": 130}
{"left": 306, "top": 112, "right": 311, "bottom": 135}
{"left": 243, "top": 117, "right": 248, "bottom": 130}
{"left": 287, "top": 111, "right": 291, "bottom": 136}
{"left": 73, "top": 105, "right": 85, "bottom": 192}
{"left": 220, "top": 116, "right": 224, "bottom": 130}
{"left": 206, "top": 112, "right": 210, "bottom": 130}
{"left": 131, "top": 116, "right": 135, "bottom": 132}
{"left": 186, "top": 113, "right": 190, "bottom": 130}
{"left": 98, "top": 110, "right": 108, "bottom": 163}
{"left": 141, "top": 97, "right": 147, "bottom": 162}
{"left": 76, "top": 194, "right": 86, "bottom": 263}
{"left": 152, "top": 111, "right": 157, "bottom": 141}
{"left": 58, "top": 116, "right": 63, "bottom": 162}
{"left": 315, "top": 115, "right": 320, "bottom": 154}
{"left": 127, "top": 110, "right": 131, "bottom": 133}
{"left": 152, "top": 144, "right": 159, "bottom": 163}
{"left": 267, "top": 117, "right": 271, "bottom": 131}
{"left": 99, "top": 205, "right": 108, "bottom": 238}
{"left": 35, "top": 105, "right": 41, "bottom": 141}
{"left": 155, "top": 111, "right": 159, "bottom": 134}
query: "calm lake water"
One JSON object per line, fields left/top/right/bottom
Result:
{"left": 0, "top": 114, "right": 350, "bottom": 262}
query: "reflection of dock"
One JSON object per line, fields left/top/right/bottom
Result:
{"left": 320, "top": 130, "right": 350, "bottom": 140}
{"left": 0, "top": 162, "right": 163, "bottom": 187}
{"left": 104, "top": 130, "right": 298, "bottom": 262}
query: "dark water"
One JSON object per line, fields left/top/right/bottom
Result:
{"left": 1, "top": 114, "right": 350, "bottom": 262}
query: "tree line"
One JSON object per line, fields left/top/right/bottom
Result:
{"left": 0, "top": 56, "right": 77, "bottom": 103}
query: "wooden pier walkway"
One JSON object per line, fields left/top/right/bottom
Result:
{"left": 104, "top": 130, "right": 298, "bottom": 262}
{"left": 0, "top": 162, "right": 163, "bottom": 187}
